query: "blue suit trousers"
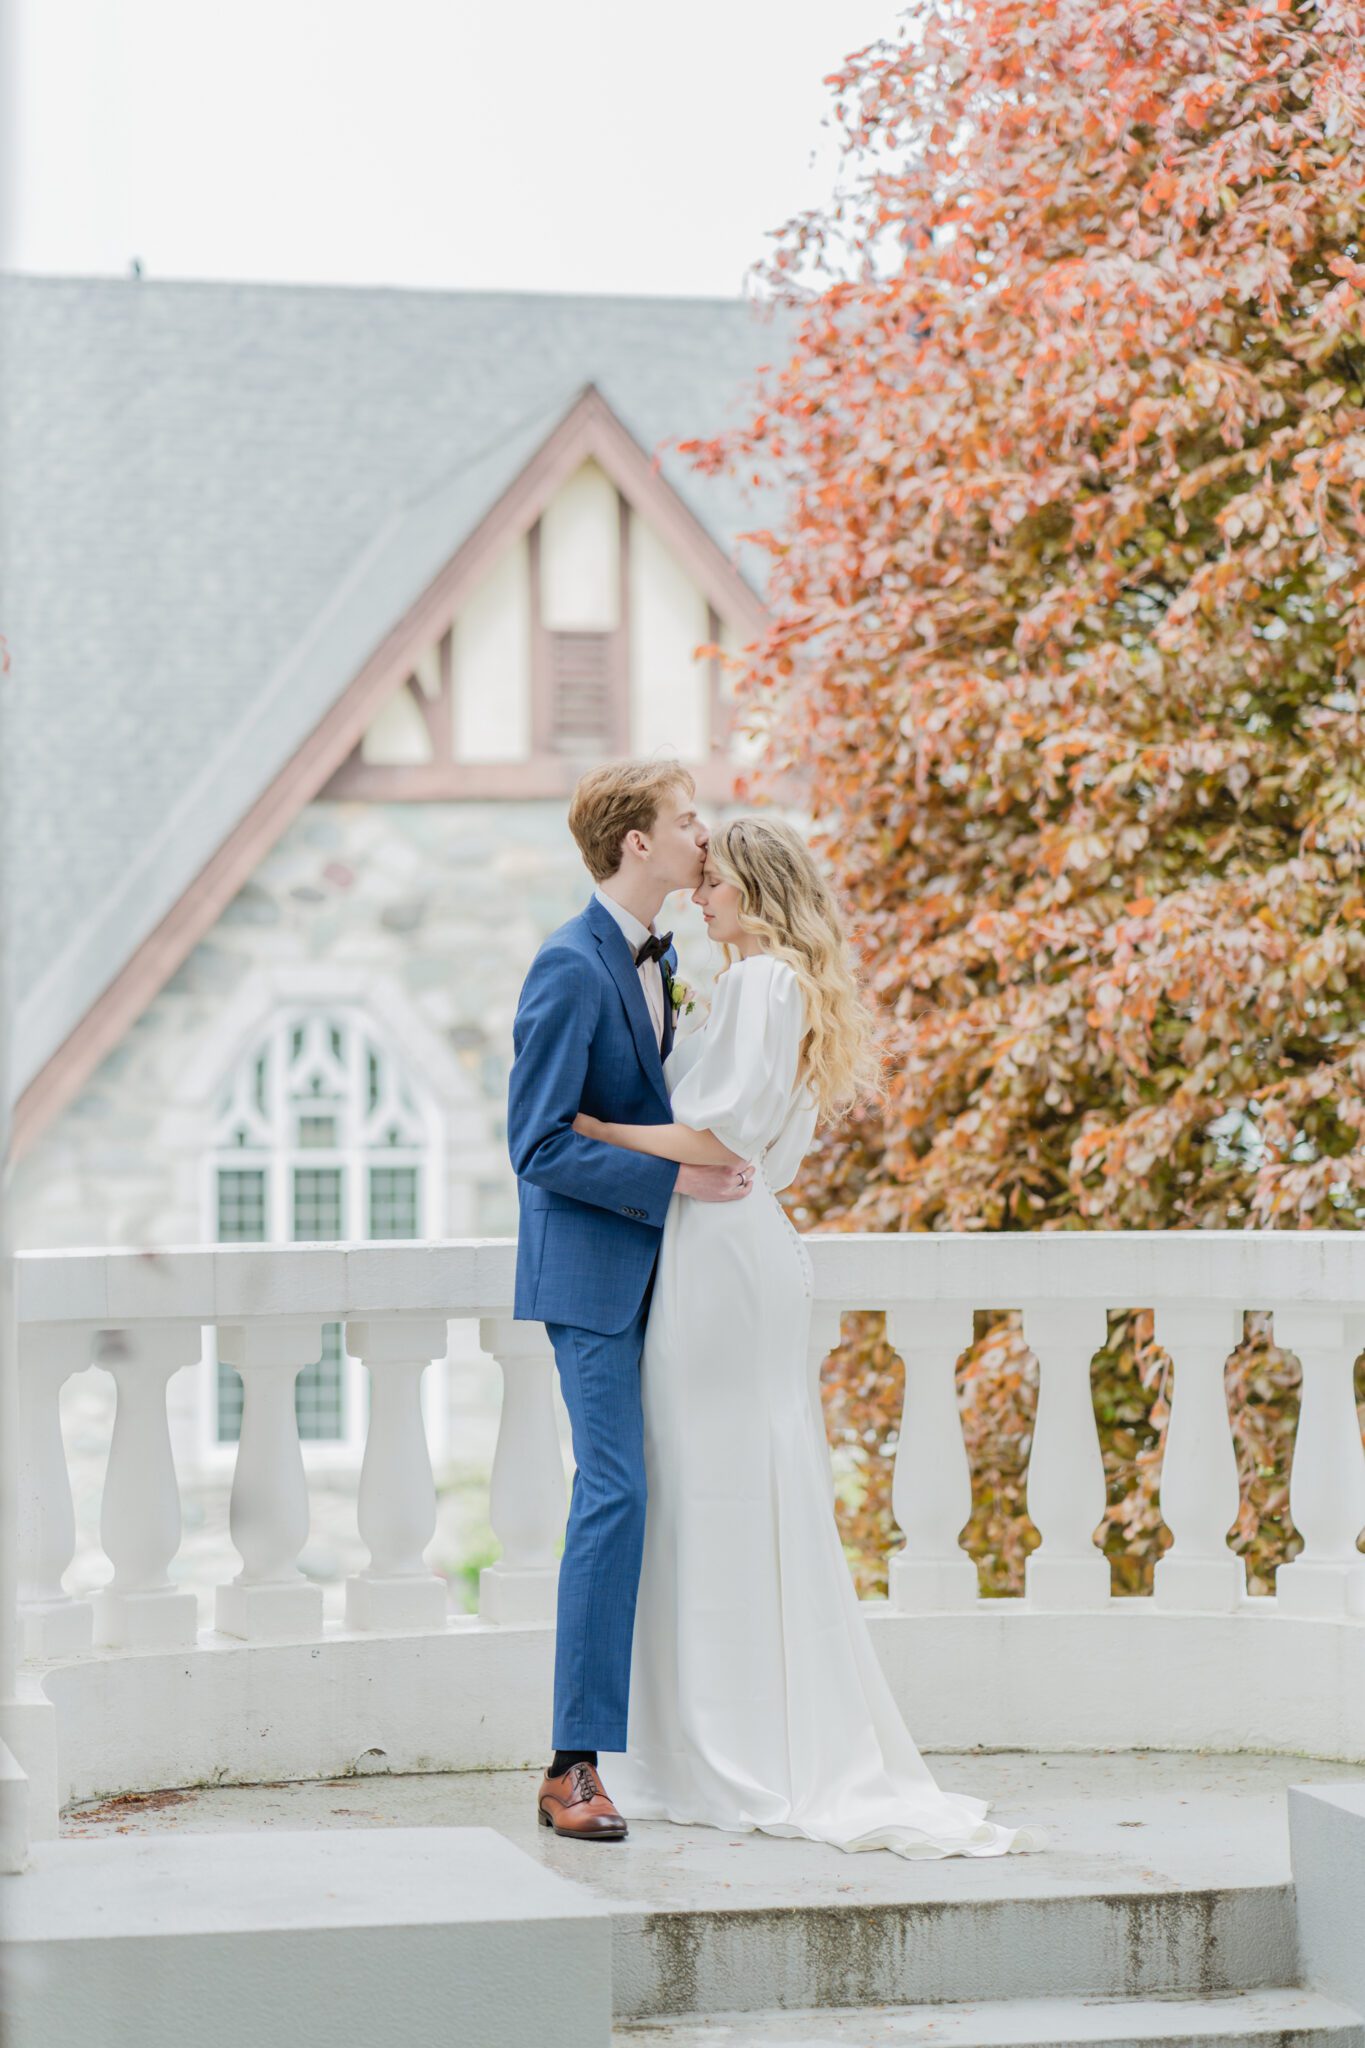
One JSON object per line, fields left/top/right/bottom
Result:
{"left": 545, "top": 1269, "right": 655, "bottom": 1752}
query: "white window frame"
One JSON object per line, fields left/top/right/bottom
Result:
{"left": 197, "top": 999, "right": 448, "bottom": 1473}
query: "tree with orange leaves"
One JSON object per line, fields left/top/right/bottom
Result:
{"left": 685, "top": 0, "right": 1365, "bottom": 1594}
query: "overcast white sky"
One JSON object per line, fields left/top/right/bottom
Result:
{"left": 1, "top": 0, "right": 901, "bottom": 296}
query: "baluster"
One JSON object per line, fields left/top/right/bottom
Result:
{"left": 213, "top": 1321, "right": 324, "bottom": 1641}
{"left": 17, "top": 1325, "right": 96, "bottom": 1658}
{"left": 344, "top": 1319, "right": 449, "bottom": 1630}
{"left": 1274, "top": 1306, "right": 1365, "bottom": 1618}
{"left": 478, "top": 1319, "right": 566, "bottom": 1625}
{"left": 91, "top": 1322, "right": 201, "bottom": 1649}
{"left": 1022, "top": 1302, "right": 1110, "bottom": 1608}
{"left": 1152, "top": 1304, "right": 1245, "bottom": 1611}
{"left": 885, "top": 1303, "right": 978, "bottom": 1611}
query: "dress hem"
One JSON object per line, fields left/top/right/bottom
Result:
{"left": 616, "top": 1799, "right": 1049, "bottom": 1860}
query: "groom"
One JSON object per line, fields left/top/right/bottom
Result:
{"left": 507, "top": 759, "right": 754, "bottom": 1841}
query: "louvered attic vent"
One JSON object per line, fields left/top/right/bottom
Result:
{"left": 551, "top": 630, "right": 613, "bottom": 753}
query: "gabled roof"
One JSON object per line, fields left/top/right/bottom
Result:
{"left": 0, "top": 277, "right": 788, "bottom": 1145}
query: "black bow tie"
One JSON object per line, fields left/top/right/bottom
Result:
{"left": 635, "top": 930, "right": 673, "bottom": 967}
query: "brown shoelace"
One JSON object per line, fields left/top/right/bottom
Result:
{"left": 567, "top": 1761, "right": 602, "bottom": 1804}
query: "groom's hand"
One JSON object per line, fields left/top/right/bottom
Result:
{"left": 677, "top": 1163, "right": 754, "bottom": 1202}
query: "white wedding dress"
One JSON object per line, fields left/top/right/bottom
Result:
{"left": 601, "top": 953, "right": 1046, "bottom": 1859}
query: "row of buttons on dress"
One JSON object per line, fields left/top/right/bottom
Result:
{"left": 758, "top": 1151, "right": 815, "bottom": 1303}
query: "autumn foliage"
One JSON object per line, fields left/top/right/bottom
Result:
{"left": 683, "top": 0, "right": 1365, "bottom": 1593}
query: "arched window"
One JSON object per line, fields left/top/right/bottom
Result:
{"left": 208, "top": 1008, "right": 436, "bottom": 1445}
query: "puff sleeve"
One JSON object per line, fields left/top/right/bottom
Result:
{"left": 668, "top": 956, "right": 806, "bottom": 1161}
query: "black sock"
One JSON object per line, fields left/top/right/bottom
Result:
{"left": 549, "top": 1749, "right": 598, "bottom": 1776}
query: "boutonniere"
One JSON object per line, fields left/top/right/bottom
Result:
{"left": 663, "top": 964, "right": 696, "bottom": 1021}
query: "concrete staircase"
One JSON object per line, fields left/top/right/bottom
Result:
{"left": 11, "top": 1751, "right": 1365, "bottom": 2048}
{"left": 602, "top": 1868, "right": 1315, "bottom": 2023}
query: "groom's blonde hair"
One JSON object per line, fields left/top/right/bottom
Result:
{"left": 568, "top": 759, "right": 696, "bottom": 882}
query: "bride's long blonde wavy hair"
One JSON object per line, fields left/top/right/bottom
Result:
{"left": 706, "top": 814, "right": 884, "bottom": 1122}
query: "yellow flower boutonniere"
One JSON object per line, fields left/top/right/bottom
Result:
{"left": 663, "top": 966, "right": 696, "bottom": 1021}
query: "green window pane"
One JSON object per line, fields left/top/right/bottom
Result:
{"left": 293, "top": 1167, "right": 343, "bottom": 1239}
{"left": 286, "top": 1167, "right": 346, "bottom": 1439}
{"left": 216, "top": 1168, "right": 266, "bottom": 1441}
{"left": 369, "top": 1166, "right": 419, "bottom": 1239}
{"left": 296, "top": 1321, "right": 346, "bottom": 1440}
{"left": 217, "top": 1168, "right": 266, "bottom": 1241}
{"left": 216, "top": 1363, "right": 244, "bottom": 1444}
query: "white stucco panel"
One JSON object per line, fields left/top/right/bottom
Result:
{"left": 720, "top": 610, "right": 765, "bottom": 765}
{"left": 360, "top": 682, "right": 436, "bottom": 766}
{"left": 539, "top": 459, "right": 619, "bottom": 632}
{"left": 629, "top": 512, "right": 710, "bottom": 760}
{"left": 453, "top": 538, "right": 531, "bottom": 762}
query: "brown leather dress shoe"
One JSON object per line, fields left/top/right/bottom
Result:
{"left": 536, "top": 1759, "right": 629, "bottom": 1841}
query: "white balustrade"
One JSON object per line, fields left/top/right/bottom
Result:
{"left": 1152, "top": 1304, "right": 1246, "bottom": 1612}
{"left": 478, "top": 1319, "right": 566, "bottom": 1625}
{"left": 886, "top": 1303, "right": 978, "bottom": 1611}
{"left": 213, "top": 1320, "right": 325, "bottom": 1642}
{"left": 91, "top": 1322, "right": 201, "bottom": 1649}
{"left": 17, "top": 1325, "right": 96, "bottom": 1658}
{"left": 1022, "top": 1302, "right": 1111, "bottom": 1608}
{"left": 1273, "top": 1306, "right": 1365, "bottom": 1619}
{"left": 6, "top": 1233, "right": 1364, "bottom": 1826}
{"left": 343, "top": 1318, "right": 450, "bottom": 1631}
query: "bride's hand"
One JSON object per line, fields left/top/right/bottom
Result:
{"left": 573, "top": 1111, "right": 605, "bottom": 1140}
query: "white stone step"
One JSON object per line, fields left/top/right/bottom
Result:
{"left": 608, "top": 1877, "right": 1297, "bottom": 2021}
{"left": 612, "top": 1985, "right": 1365, "bottom": 2046}
{"left": 1, "top": 1824, "right": 615, "bottom": 2048}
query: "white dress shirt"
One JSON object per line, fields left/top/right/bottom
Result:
{"left": 593, "top": 885, "right": 667, "bottom": 1050}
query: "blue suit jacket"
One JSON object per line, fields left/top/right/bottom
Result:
{"left": 508, "top": 895, "right": 680, "bottom": 1335}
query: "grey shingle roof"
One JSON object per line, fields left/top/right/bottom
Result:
{"left": 0, "top": 277, "right": 787, "bottom": 1104}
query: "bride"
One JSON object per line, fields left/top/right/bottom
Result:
{"left": 573, "top": 814, "right": 1046, "bottom": 1860}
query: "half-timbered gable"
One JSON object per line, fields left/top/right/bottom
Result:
{"left": 1, "top": 276, "right": 784, "bottom": 1459}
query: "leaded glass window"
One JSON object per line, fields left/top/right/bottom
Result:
{"left": 369, "top": 1165, "right": 419, "bottom": 1239}
{"left": 209, "top": 1007, "right": 431, "bottom": 1444}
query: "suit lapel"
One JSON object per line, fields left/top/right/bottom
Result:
{"left": 584, "top": 896, "right": 672, "bottom": 1113}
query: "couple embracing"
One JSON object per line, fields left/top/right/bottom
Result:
{"left": 507, "top": 760, "right": 1046, "bottom": 1860}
